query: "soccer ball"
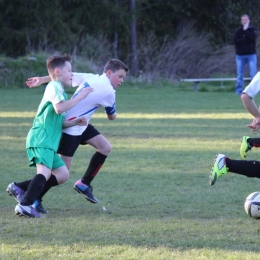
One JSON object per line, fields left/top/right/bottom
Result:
{"left": 244, "top": 192, "right": 260, "bottom": 219}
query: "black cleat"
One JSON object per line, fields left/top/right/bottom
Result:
{"left": 74, "top": 180, "right": 98, "bottom": 203}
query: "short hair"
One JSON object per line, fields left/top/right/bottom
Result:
{"left": 46, "top": 54, "right": 71, "bottom": 76}
{"left": 241, "top": 14, "right": 250, "bottom": 19}
{"left": 103, "top": 59, "right": 128, "bottom": 73}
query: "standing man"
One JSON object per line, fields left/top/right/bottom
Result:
{"left": 234, "top": 14, "right": 257, "bottom": 95}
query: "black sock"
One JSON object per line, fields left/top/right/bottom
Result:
{"left": 81, "top": 152, "right": 107, "bottom": 185}
{"left": 249, "top": 138, "right": 260, "bottom": 147}
{"left": 20, "top": 174, "right": 46, "bottom": 206}
{"left": 37, "top": 174, "right": 59, "bottom": 201}
{"left": 15, "top": 180, "right": 31, "bottom": 191}
{"left": 226, "top": 157, "right": 260, "bottom": 178}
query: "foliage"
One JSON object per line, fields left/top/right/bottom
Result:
{"left": 1, "top": 0, "right": 260, "bottom": 57}
{"left": 138, "top": 23, "right": 237, "bottom": 80}
{"left": 0, "top": 52, "right": 97, "bottom": 88}
{"left": 0, "top": 53, "right": 48, "bottom": 88}
{"left": 1, "top": 86, "right": 260, "bottom": 259}
{"left": 2, "top": 0, "right": 260, "bottom": 80}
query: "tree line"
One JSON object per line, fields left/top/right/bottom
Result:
{"left": 1, "top": 0, "right": 260, "bottom": 78}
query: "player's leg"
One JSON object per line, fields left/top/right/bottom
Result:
{"left": 7, "top": 173, "right": 64, "bottom": 214}
{"left": 240, "top": 136, "right": 260, "bottom": 159}
{"left": 82, "top": 134, "right": 111, "bottom": 181}
{"left": 210, "top": 154, "right": 260, "bottom": 186}
{"left": 227, "top": 157, "right": 260, "bottom": 178}
{"left": 57, "top": 132, "right": 100, "bottom": 202}
{"left": 15, "top": 164, "right": 51, "bottom": 218}
{"left": 36, "top": 165, "right": 69, "bottom": 200}
{"left": 14, "top": 148, "right": 54, "bottom": 218}
{"left": 7, "top": 152, "right": 68, "bottom": 214}
{"left": 34, "top": 154, "right": 68, "bottom": 213}
{"left": 74, "top": 124, "right": 111, "bottom": 203}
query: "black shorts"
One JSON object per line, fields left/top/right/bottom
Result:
{"left": 58, "top": 124, "right": 100, "bottom": 157}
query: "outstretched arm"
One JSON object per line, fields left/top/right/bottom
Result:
{"left": 26, "top": 76, "right": 51, "bottom": 88}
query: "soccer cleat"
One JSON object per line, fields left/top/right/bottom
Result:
{"left": 6, "top": 182, "right": 25, "bottom": 203}
{"left": 74, "top": 179, "right": 98, "bottom": 203}
{"left": 240, "top": 136, "right": 252, "bottom": 160}
{"left": 15, "top": 204, "right": 43, "bottom": 218}
{"left": 209, "top": 154, "right": 228, "bottom": 186}
{"left": 32, "top": 200, "right": 48, "bottom": 214}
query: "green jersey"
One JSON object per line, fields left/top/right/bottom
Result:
{"left": 26, "top": 81, "right": 67, "bottom": 151}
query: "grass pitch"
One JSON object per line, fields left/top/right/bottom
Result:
{"left": 1, "top": 84, "right": 260, "bottom": 260}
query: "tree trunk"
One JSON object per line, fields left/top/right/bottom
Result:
{"left": 129, "top": 0, "right": 138, "bottom": 76}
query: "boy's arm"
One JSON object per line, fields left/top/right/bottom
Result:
{"left": 241, "top": 93, "right": 260, "bottom": 131}
{"left": 26, "top": 73, "right": 89, "bottom": 88}
{"left": 62, "top": 117, "right": 88, "bottom": 128}
{"left": 241, "top": 93, "right": 260, "bottom": 118}
{"left": 105, "top": 105, "right": 116, "bottom": 120}
{"left": 54, "top": 87, "right": 94, "bottom": 114}
{"left": 26, "top": 76, "right": 51, "bottom": 88}
{"left": 107, "top": 113, "right": 116, "bottom": 120}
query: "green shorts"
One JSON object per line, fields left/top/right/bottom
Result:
{"left": 26, "top": 147, "right": 65, "bottom": 170}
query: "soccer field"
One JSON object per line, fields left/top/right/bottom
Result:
{"left": 1, "top": 85, "right": 260, "bottom": 260}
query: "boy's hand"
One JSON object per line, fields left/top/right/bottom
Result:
{"left": 78, "top": 87, "right": 94, "bottom": 99}
{"left": 74, "top": 117, "right": 87, "bottom": 126}
{"left": 247, "top": 117, "right": 260, "bottom": 131}
{"left": 62, "top": 117, "right": 88, "bottom": 128}
{"left": 26, "top": 77, "right": 42, "bottom": 88}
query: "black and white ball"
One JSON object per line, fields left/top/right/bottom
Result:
{"left": 244, "top": 192, "right": 260, "bottom": 219}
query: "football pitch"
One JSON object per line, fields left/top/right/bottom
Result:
{"left": 1, "top": 85, "right": 260, "bottom": 259}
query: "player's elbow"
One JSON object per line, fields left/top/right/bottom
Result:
{"left": 241, "top": 93, "right": 251, "bottom": 102}
{"left": 54, "top": 103, "right": 65, "bottom": 114}
{"left": 55, "top": 108, "right": 64, "bottom": 114}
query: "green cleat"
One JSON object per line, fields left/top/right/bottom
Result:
{"left": 209, "top": 154, "right": 228, "bottom": 186}
{"left": 240, "top": 136, "right": 252, "bottom": 160}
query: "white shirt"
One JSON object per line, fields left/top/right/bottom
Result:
{"left": 63, "top": 72, "right": 116, "bottom": 135}
{"left": 243, "top": 72, "right": 260, "bottom": 98}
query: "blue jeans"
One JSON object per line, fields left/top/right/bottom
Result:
{"left": 236, "top": 54, "right": 257, "bottom": 94}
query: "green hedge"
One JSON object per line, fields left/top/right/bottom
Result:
{"left": 0, "top": 53, "right": 94, "bottom": 88}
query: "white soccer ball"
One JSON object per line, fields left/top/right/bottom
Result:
{"left": 244, "top": 191, "right": 260, "bottom": 219}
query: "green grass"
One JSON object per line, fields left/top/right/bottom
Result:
{"left": 1, "top": 85, "right": 260, "bottom": 259}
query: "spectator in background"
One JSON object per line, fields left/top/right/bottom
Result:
{"left": 234, "top": 14, "right": 257, "bottom": 95}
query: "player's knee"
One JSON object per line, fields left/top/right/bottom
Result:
{"left": 56, "top": 169, "right": 70, "bottom": 184}
{"left": 63, "top": 171, "right": 70, "bottom": 182}
{"left": 98, "top": 141, "right": 112, "bottom": 156}
{"left": 62, "top": 170, "right": 70, "bottom": 182}
{"left": 104, "top": 142, "right": 112, "bottom": 155}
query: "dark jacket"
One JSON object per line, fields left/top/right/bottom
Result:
{"left": 234, "top": 25, "right": 257, "bottom": 55}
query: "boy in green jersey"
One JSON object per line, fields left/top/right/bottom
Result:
{"left": 13, "top": 54, "right": 93, "bottom": 218}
